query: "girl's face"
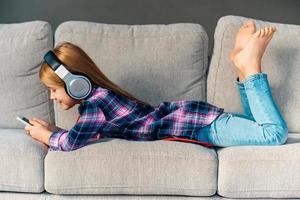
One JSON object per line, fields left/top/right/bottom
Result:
{"left": 46, "top": 84, "right": 82, "bottom": 110}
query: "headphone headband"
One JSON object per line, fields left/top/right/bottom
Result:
{"left": 44, "top": 51, "right": 61, "bottom": 71}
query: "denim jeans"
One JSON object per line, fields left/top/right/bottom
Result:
{"left": 197, "top": 73, "right": 288, "bottom": 147}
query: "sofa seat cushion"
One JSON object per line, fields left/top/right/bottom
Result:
{"left": 0, "top": 192, "right": 231, "bottom": 200}
{"left": 45, "top": 139, "right": 218, "bottom": 196}
{"left": 0, "top": 129, "right": 48, "bottom": 193}
{"left": 0, "top": 21, "right": 55, "bottom": 129}
{"left": 54, "top": 21, "right": 209, "bottom": 130}
{"left": 217, "top": 133, "right": 300, "bottom": 198}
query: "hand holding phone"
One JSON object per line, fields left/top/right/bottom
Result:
{"left": 16, "top": 116, "right": 33, "bottom": 126}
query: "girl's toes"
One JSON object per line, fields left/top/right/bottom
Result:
{"left": 268, "top": 27, "right": 272, "bottom": 35}
{"left": 260, "top": 29, "right": 264, "bottom": 36}
{"left": 267, "top": 27, "right": 272, "bottom": 35}
{"left": 254, "top": 30, "right": 260, "bottom": 37}
{"left": 268, "top": 27, "right": 276, "bottom": 37}
{"left": 261, "top": 28, "right": 267, "bottom": 37}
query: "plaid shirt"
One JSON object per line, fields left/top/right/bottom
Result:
{"left": 49, "top": 87, "right": 224, "bottom": 151}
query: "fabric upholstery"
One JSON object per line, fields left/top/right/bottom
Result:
{"left": 45, "top": 139, "right": 218, "bottom": 196}
{"left": 0, "top": 129, "right": 48, "bottom": 193}
{"left": 54, "top": 21, "right": 209, "bottom": 130}
{"left": 1, "top": 16, "right": 300, "bottom": 199}
{"left": 0, "top": 192, "right": 229, "bottom": 200}
{"left": 208, "top": 15, "right": 300, "bottom": 199}
{"left": 207, "top": 15, "right": 300, "bottom": 133}
{"left": 0, "top": 21, "right": 55, "bottom": 128}
{"left": 217, "top": 133, "right": 300, "bottom": 198}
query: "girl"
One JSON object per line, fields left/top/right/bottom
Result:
{"left": 25, "top": 21, "right": 288, "bottom": 151}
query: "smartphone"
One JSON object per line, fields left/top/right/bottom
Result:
{"left": 16, "top": 116, "right": 33, "bottom": 126}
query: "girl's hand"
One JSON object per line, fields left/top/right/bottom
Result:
{"left": 31, "top": 117, "right": 49, "bottom": 127}
{"left": 25, "top": 120, "right": 52, "bottom": 146}
{"left": 30, "top": 117, "right": 62, "bottom": 132}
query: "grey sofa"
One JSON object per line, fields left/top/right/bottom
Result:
{"left": 1, "top": 15, "right": 300, "bottom": 199}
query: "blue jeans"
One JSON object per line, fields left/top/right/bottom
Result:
{"left": 197, "top": 73, "right": 288, "bottom": 147}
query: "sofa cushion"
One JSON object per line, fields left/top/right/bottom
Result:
{"left": 207, "top": 15, "right": 300, "bottom": 132}
{"left": 45, "top": 139, "right": 218, "bottom": 196}
{"left": 217, "top": 133, "right": 300, "bottom": 198}
{"left": 0, "top": 21, "right": 55, "bottom": 129}
{"left": 54, "top": 21, "right": 209, "bottom": 130}
{"left": 0, "top": 129, "right": 48, "bottom": 193}
{"left": 0, "top": 192, "right": 226, "bottom": 200}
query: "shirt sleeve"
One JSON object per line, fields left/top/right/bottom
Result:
{"left": 48, "top": 102, "right": 106, "bottom": 151}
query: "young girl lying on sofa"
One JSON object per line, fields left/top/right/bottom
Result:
{"left": 25, "top": 21, "right": 288, "bottom": 151}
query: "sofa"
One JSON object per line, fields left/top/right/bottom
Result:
{"left": 1, "top": 15, "right": 300, "bottom": 199}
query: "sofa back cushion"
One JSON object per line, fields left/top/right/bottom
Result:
{"left": 54, "top": 21, "right": 209, "bottom": 129}
{"left": 207, "top": 15, "right": 300, "bottom": 133}
{"left": 0, "top": 21, "right": 55, "bottom": 128}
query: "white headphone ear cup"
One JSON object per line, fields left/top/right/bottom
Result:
{"left": 65, "top": 74, "right": 92, "bottom": 100}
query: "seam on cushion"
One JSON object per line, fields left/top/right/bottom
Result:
{"left": 43, "top": 84, "right": 53, "bottom": 127}
{"left": 47, "top": 185, "right": 215, "bottom": 190}
{"left": 0, "top": 156, "right": 45, "bottom": 160}
{"left": 47, "top": 156, "right": 217, "bottom": 160}
{"left": 48, "top": 98, "right": 54, "bottom": 125}
{"left": 212, "top": 22, "right": 229, "bottom": 104}
{"left": 220, "top": 159, "right": 300, "bottom": 162}
{"left": 199, "top": 30, "right": 207, "bottom": 100}
{"left": 221, "top": 189, "right": 300, "bottom": 193}
{"left": 56, "top": 30, "right": 204, "bottom": 39}
{"left": 0, "top": 184, "right": 41, "bottom": 189}
{"left": 43, "top": 30, "right": 54, "bottom": 126}
{"left": 54, "top": 101, "right": 59, "bottom": 127}
{"left": 186, "top": 28, "right": 207, "bottom": 100}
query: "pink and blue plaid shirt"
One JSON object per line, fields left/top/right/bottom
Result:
{"left": 49, "top": 87, "right": 224, "bottom": 151}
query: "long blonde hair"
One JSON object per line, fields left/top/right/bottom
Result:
{"left": 39, "top": 42, "right": 149, "bottom": 105}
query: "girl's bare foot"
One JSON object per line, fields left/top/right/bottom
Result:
{"left": 232, "top": 26, "right": 276, "bottom": 79}
{"left": 230, "top": 20, "right": 256, "bottom": 82}
{"left": 230, "top": 20, "right": 256, "bottom": 61}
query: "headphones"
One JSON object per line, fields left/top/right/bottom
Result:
{"left": 43, "top": 51, "right": 92, "bottom": 100}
